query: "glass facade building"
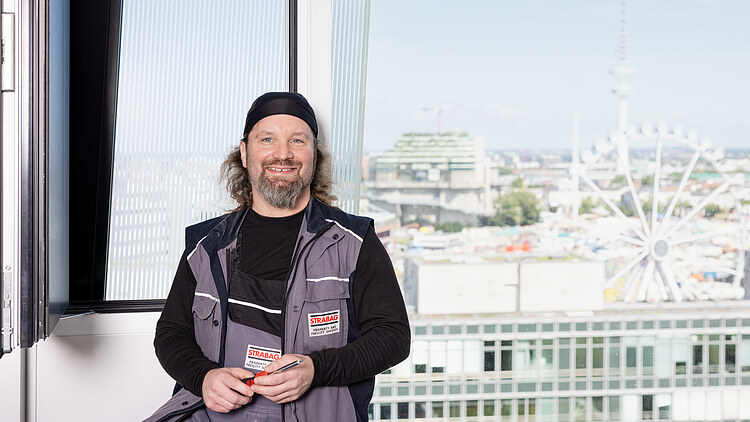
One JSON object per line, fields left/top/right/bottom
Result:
{"left": 370, "top": 304, "right": 750, "bottom": 421}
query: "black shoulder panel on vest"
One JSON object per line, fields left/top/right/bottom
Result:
{"left": 313, "top": 200, "right": 373, "bottom": 239}
{"left": 185, "top": 214, "right": 226, "bottom": 252}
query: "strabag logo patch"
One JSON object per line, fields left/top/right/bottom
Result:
{"left": 308, "top": 310, "right": 340, "bottom": 337}
{"left": 245, "top": 345, "right": 281, "bottom": 371}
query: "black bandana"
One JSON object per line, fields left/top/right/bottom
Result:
{"left": 242, "top": 92, "right": 318, "bottom": 138}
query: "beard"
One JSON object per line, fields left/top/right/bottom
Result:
{"left": 251, "top": 158, "right": 314, "bottom": 209}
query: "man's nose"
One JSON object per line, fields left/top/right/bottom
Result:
{"left": 273, "top": 141, "right": 293, "bottom": 160}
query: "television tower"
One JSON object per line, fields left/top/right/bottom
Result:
{"left": 610, "top": 0, "right": 637, "bottom": 174}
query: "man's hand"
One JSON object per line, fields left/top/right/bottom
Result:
{"left": 202, "top": 367, "right": 255, "bottom": 413}
{"left": 250, "top": 354, "right": 314, "bottom": 404}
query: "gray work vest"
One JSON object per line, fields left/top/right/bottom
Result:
{"left": 144, "top": 199, "right": 374, "bottom": 422}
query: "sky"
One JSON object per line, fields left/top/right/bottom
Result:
{"left": 361, "top": 0, "right": 750, "bottom": 152}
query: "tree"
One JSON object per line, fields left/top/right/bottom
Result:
{"left": 704, "top": 203, "right": 721, "bottom": 219}
{"left": 611, "top": 174, "right": 626, "bottom": 186}
{"left": 510, "top": 177, "right": 525, "bottom": 189}
{"left": 436, "top": 221, "right": 464, "bottom": 233}
{"left": 579, "top": 196, "right": 596, "bottom": 214}
{"left": 490, "top": 190, "right": 540, "bottom": 226}
{"left": 498, "top": 167, "right": 513, "bottom": 176}
{"left": 641, "top": 175, "right": 653, "bottom": 186}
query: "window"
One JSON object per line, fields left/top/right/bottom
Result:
{"left": 725, "top": 337, "right": 736, "bottom": 373}
{"left": 431, "top": 402, "right": 443, "bottom": 418}
{"left": 466, "top": 400, "right": 478, "bottom": 417}
{"left": 693, "top": 337, "right": 704, "bottom": 375}
{"left": 642, "top": 394, "right": 653, "bottom": 420}
{"left": 105, "top": 0, "right": 289, "bottom": 300}
{"left": 449, "top": 401, "right": 460, "bottom": 418}
{"left": 741, "top": 335, "right": 750, "bottom": 373}
{"left": 625, "top": 337, "right": 638, "bottom": 376}
{"left": 397, "top": 402, "right": 408, "bottom": 419}
{"left": 380, "top": 403, "right": 391, "bottom": 420}
{"left": 500, "top": 399, "right": 512, "bottom": 420}
{"left": 414, "top": 402, "right": 426, "bottom": 418}
{"left": 576, "top": 338, "right": 588, "bottom": 377}
{"left": 608, "top": 396, "right": 620, "bottom": 420}
{"left": 483, "top": 400, "right": 495, "bottom": 416}
{"left": 484, "top": 341, "right": 496, "bottom": 372}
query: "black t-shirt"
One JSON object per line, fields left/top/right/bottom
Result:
{"left": 227, "top": 208, "right": 304, "bottom": 337}
{"left": 239, "top": 207, "right": 303, "bottom": 279}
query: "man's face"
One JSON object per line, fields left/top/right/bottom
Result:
{"left": 241, "top": 114, "right": 316, "bottom": 210}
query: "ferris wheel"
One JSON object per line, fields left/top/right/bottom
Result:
{"left": 568, "top": 123, "right": 748, "bottom": 303}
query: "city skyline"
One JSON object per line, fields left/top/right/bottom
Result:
{"left": 363, "top": 0, "right": 750, "bottom": 152}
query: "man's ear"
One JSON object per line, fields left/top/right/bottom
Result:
{"left": 240, "top": 141, "right": 248, "bottom": 168}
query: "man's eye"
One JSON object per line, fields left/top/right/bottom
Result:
{"left": 261, "top": 138, "right": 273, "bottom": 143}
{"left": 291, "top": 138, "right": 307, "bottom": 145}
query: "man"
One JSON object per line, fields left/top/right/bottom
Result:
{"left": 145, "top": 92, "right": 410, "bottom": 422}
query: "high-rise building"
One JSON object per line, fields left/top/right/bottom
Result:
{"left": 365, "top": 131, "right": 496, "bottom": 225}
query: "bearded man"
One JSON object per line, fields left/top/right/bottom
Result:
{"left": 146, "top": 92, "right": 410, "bottom": 422}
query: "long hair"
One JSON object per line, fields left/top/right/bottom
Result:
{"left": 219, "top": 140, "right": 337, "bottom": 211}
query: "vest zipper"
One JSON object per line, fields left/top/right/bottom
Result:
{"left": 280, "top": 221, "right": 334, "bottom": 422}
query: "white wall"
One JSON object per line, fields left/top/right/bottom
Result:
{"left": 416, "top": 262, "right": 519, "bottom": 315}
{"left": 519, "top": 261, "right": 605, "bottom": 313}
{"left": 0, "top": 312, "right": 176, "bottom": 422}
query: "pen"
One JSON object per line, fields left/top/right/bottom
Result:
{"left": 242, "top": 359, "right": 304, "bottom": 387}
{"left": 268, "top": 359, "right": 304, "bottom": 375}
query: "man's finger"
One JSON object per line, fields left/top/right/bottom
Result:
{"left": 207, "top": 395, "right": 236, "bottom": 413}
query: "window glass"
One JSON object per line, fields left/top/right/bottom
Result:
{"left": 740, "top": 335, "right": 750, "bottom": 373}
{"left": 351, "top": 0, "right": 749, "bottom": 419}
{"left": 106, "top": 0, "right": 287, "bottom": 299}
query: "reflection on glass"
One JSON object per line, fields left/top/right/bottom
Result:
{"left": 657, "top": 338, "right": 671, "bottom": 377}
{"left": 693, "top": 343, "right": 704, "bottom": 375}
{"left": 742, "top": 335, "right": 750, "bottom": 372}
{"left": 414, "top": 402, "right": 425, "bottom": 418}
{"left": 528, "top": 398, "right": 536, "bottom": 422}
{"left": 609, "top": 345, "right": 621, "bottom": 377}
{"left": 463, "top": 340, "right": 482, "bottom": 373}
{"left": 500, "top": 399, "right": 512, "bottom": 420}
{"left": 575, "top": 397, "right": 587, "bottom": 422}
{"left": 656, "top": 393, "right": 671, "bottom": 420}
{"left": 725, "top": 342, "right": 736, "bottom": 373}
{"left": 559, "top": 346, "right": 571, "bottom": 378}
{"left": 397, "top": 402, "right": 408, "bottom": 419}
{"left": 541, "top": 347, "right": 554, "bottom": 378}
{"left": 642, "top": 346, "right": 654, "bottom": 376}
{"left": 608, "top": 395, "right": 620, "bottom": 420}
{"left": 466, "top": 400, "right": 478, "bottom": 417}
{"left": 449, "top": 401, "right": 460, "bottom": 418}
{"left": 593, "top": 347, "right": 604, "bottom": 377}
{"left": 501, "top": 349, "right": 513, "bottom": 379}
{"left": 709, "top": 343, "right": 720, "bottom": 374}
{"left": 576, "top": 338, "right": 587, "bottom": 378}
{"left": 517, "top": 340, "right": 537, "bottom": 379}
{"left": 674, "top": 338, "right": 689, "bottom": 375}
{"left": 447, "top": 340, "right": 463, "bottom": 374}
{"left": 626, "top": 346, "right": 637, "bottom": 376}
{"left": 483, "top": 400, "right": 495, "bottom": 416}
{"left": 559, "top": 397, "right": 570, "bottom": 417}
{"left": 380, "top": 403, "right": 391, "bottom": 419}
{"left": 484, "top": 349, "right": 496, "bottom": 372}
{"left": 431, "top": 402, "right": 443, "bottom": 417}
{"left": 539, "top": 398, "right": 554, "bottom": 422}
{"left": 642, "top": 394, "right": 653, "bottom": 420}
{"left": 592, "top": 396, "right": 603, "bottom": 421}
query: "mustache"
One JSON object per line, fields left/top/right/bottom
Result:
{"left": 262, "top": 159, "right": 301, "bottom": 168}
